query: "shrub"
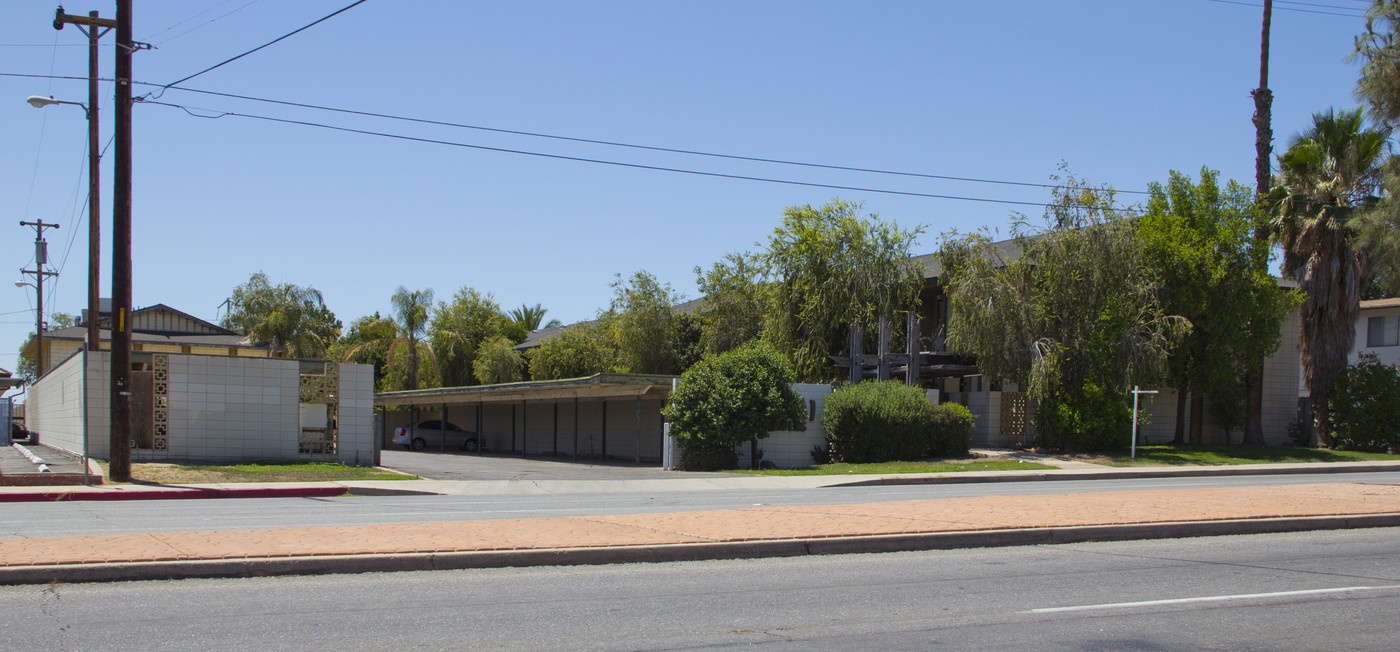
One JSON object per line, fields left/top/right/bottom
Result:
{"left": 663, "top": 341, "right": 805, "bottom": 470}
{"left": 677, "top": 442, "right": 739, "bottom": 471}
{"left": 824, "top": 381, "right": 948, "bottom": 463}
{"left": 1038, "top": 382, "right": 1134, "bottom": 452}
{"left": 928, "top": 402, "right": 974, "bottom": 457}
{"left": 1329, "top": 355, "right": 1400, "bottom": 452}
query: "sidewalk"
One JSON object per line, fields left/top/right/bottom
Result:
{"left": 3, "top": 479, "right": 1400, "bottom": 585}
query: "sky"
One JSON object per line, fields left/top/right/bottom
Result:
{"left": 0, "top": 0, "right": 1378, "bottom": 395}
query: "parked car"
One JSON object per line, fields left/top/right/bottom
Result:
{"left": 9, "top": 421, "right": 30, "bottom": 443}
{"left": 393, "top": 419, "right": 479, "bottom": 452}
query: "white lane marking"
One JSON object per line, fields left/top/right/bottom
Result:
{"left": 1026, "top": 585, "right": 1400, "bottom": 614}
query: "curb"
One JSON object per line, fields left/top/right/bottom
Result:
{"left": 4, "top": 513, "right": 1398, "bottom": 585}
{"left": 828, "top": 463, "right": 1400, "bottom": 487}
{"left": 0, "top": 486, "right": 348, "bottom": 503}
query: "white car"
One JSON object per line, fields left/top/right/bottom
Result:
{"left": 393, "top": 419, "right": 480, "bottom": 452}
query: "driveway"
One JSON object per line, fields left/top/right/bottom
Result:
{"left": 378, "top": 449, "right": 717, "bottom": 481}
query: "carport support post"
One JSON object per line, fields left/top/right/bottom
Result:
{"left": 510, "top": 404, "right": 516, "bottom": 454}
{"left": 635, "top": 396, "right": 642, "bottom": 466}
{"left": 477, "top": 401, "right": 484, "bottom": 456}
{"left": 552, "top": 402, "right": 558, "bottom": 456}
{"left": 572, "top": 397, "right": 579, "bottom": 462}
{"left": 520, "top": 400, "right": 527, "bottom": 458}
{"left": 441, "top": 403, "right": 447, "bottom": 453}
{"left": 600, "top": 399, "right": 607, "bottom": 459}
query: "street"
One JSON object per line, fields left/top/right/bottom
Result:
{"left": 3, "top": 472, "right": 1398, "bottom": 539}
{"left": 1, "top": 527, "right": 1397, "bottom": 650}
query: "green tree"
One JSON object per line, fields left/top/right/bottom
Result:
{"left": 341, "top": 286, "right": 434, "bottom": 390}
{"left": 940, "top": 176, "right": 1184, "bottom": 451}
{"left": 222, "top": 272, "right": 340, "bottom": 358}
{"left": 1329, "top": 354, "right": 1400, "bottom": 452}
{"left": 608, "top": 270, "right": 682, "bottom": 374}
{"left": 330, "top": 313, "right": 394, "bottom": 389}
{"left": 694, "top": 252, "right": 767, "bottom": 355}
{"left": 527, "top": 321, "right": 619, "bottom": 380}
{"left": 508, "top": 303, "right": 562, "bottom": 332}
{"left": 1138, "top": 168, "right": 1294, "bottom": 444}
{"left": 430, "top": 287, "right": 504, "bottom": 387}
{"left": 473, "top": 335, "right": 525, "bottom": 385}
{"left": 663, "top": 340, "right": 805, "bottom": 470}
{"left": 1353, "top": 2, "right": 1400, "bottom": 298}
{"left": 1270, "top": 108, "right": 1391, "bottom": 447}
{"left": 760, "top": 199, "right": 925, "bottom": 381}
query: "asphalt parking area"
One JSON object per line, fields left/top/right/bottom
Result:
{"left": 378, "top": 449, "right": 718, "bottom": 481}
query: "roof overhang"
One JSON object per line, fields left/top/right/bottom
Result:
{"left": 374, "top": 373, "right": 678, "bottom": 407}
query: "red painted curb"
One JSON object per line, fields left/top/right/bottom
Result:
{"left": 0, "top": 486, "right": 348, "bottom": 503}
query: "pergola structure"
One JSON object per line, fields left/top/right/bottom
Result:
{"left": 374, "top": 373, "right": 677, "bottom": 465}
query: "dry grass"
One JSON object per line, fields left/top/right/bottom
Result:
{"left": 98, "top": 461, "right": 417, "bottom": 484}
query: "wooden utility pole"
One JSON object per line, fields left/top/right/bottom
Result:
{"left": 1243, "top": 0, "right": 1273, "bottom": 447}
{"left": 109, "top": 0, "right": 134, "bottom": 482}
{"left": 18, "top": 220, "right": 60, "bottom": 376}
{"left": 52, "top": 7, "right": 115, "bottom": 360}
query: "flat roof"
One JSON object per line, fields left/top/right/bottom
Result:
{"left": 374, "top": 373, "right": 678, "bottom": 407}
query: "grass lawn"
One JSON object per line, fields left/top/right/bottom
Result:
{"left": 98, "top": 461, "right": 419, "bottom": 484}
{"left": 1075, "top": 445, "right": 1400, "bottom": 467}
{"left": 731, "top": 459, "right": 1057, "bottom": 476}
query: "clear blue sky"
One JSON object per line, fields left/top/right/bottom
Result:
{"left": 0, "top": 0, "right": 1375, "bottom": 390}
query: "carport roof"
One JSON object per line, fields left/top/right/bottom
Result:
{"left": 374, "top": 373, "right": 678, "bottom": 407}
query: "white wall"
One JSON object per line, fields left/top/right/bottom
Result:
{"left": 28, "top": 352, "right": 374, "bottom": 466}
{"left": 1352, "top": 303, "right": 1400, "bottom": 368}
{"left": 737, "top": 383, "right": 832, "bottom": 469}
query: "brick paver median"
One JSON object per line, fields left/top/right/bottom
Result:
{"left": 3, "top": 483, "right": 1399, "bottom": 568}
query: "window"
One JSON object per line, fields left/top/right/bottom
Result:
{"left": 1368, "top": 316, "right": 1399, "bottom": 347}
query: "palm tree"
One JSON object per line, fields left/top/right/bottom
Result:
{"left": 1271, "top": 108, "right": 1390, "bottom": 447}
{"left": 342, "top": 286, "right": 435, "bottom": 390}
{"left": 223, "top": 273, "right": 332, "bottom": 358}
{"left": 509, "top": 303, "right": 562, "bottom": 331}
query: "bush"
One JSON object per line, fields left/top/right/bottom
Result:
{"left": 1329, "top": 355, "right": 1400, "bottom": 453}
{"left": 823, "top": 381, "right": 966, "bottom": 463}
{"left": 677, "top": 442, "right": 739, "bottom": 471}
{"left": 928, "top": 403, "right": 974, "bottom": 457}
{"left": 1038, "top": 382, "right": 1134, "bottom": 452}
{"left": 663, "top": 341, "right": 805, "bottom": 470}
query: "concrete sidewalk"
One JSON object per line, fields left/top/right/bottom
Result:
{"left": 3, "top": 481, "right": 1400, "bottom": 585}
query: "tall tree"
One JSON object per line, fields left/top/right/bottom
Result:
{"left": 760, "top": 199, "right": 924, "bottom": 382}
{"left": 473, "top": 335, "right": 525, "bottom": 385}
{"left": 331, "top": 313, "right": 394, "bottom": 390}
{"left": 1352, "top": 0, "right": 1400, "bottom": 297}
{"left": 609, "top": 271, "right": 682, "bottom": 374}
{"left": 509, "top": 303, "right": 561, "bottom": 332}
{"left": 1244, "top": 0, "right": 1275, "bottom": 445}
{"left": 341, "top": 286, "right": 434, "bottom": 390}
{"left": 527, "top": 321, "right": 619, "bottom": 380}
{"left": 1138, "top": 168, "right": 1293, "bottom": 444}
{"left": 222, "top": 272, "right": 340, "bottom": 358}
{"left": 940, "top": 177, "right": 1185, "bottom": 451}
{"left": 694, "top": 252, "right": 767, "bottom": 355}
{"left": 1270, "top": 108, "right": 1391, "bottom": 447}
{"left": 430, "top": 287, "right": 504, "bottom": 387}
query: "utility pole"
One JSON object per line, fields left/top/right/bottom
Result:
{"left": 53, "top": 7, "right": 115, "bottom": 356}
{"left": 18, "top": 220, "right": 60, "bottom": 377}
{"left": 1243, "top": 0, "right": 1273, "bottom": 447}
{"left": 109, "top": 0, "right": 134, "bottom": 482}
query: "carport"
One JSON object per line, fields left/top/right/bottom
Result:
{"left": 374, "top": 373, "right": 676, "bottom": 465}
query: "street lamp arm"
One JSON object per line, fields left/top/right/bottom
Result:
{"left": 26, "top": 95, "right": 89, "bottom": 115}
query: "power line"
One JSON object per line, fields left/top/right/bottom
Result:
{"left": 144, "top": 0, "right": 264, "bottom": 45}
{"left": 3, "top": 71, "right": 1154, "bottom": 196}
{"left": 142, "top": 99, "right": 1141, "bottom": 210}
{"left": 1207, "top": 0, "right": 1365, "bottom": 17}
{"left": 161, "top": 0, "right": 370, "bottom": 89}
{"left": 157, "top": 83, "right": 1149, "bottom": 195}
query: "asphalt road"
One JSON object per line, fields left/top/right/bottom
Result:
{"left": 378, "top": 449, "right": 710, "bottom": 481}
{"left": 2, "top": 528, "right": 1397, "bottom": 650}
{"left": 3, "top": 471, "right": 1398, "bottom": 539}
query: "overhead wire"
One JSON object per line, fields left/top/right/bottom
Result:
{"left": 1206, "top": 0, "right": 1366, "bottom": 17}
{"left": 160, "top": 0, "right": 369, "bottom": 89}
{"left": 144, "top": 0, "right": 264, "bottom": 45}
{"left": 142, "top": 99, "right": 1139, "bottom": 210}
{"left": 154, "top": 83, "right": 1148, "bottom": 195}
{"left": 4, "top": 71, "right": 1155, "bottom": 198}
